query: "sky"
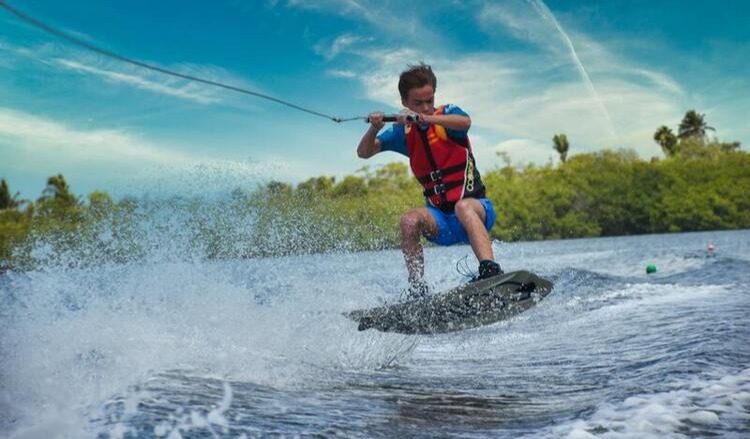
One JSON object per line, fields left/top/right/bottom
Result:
{"left": 1, "top": 0, "right": 749, "bottom": 199}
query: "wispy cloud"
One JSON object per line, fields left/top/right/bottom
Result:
{"left": 323, "top": 2, "right": 691, "bottom": 165}
{"left": 0, "top": 107, "right": 279, "bottom": 192}
{"left": 478, "top": 0, "right": 565, "bottom": 54}
{"left": 0, "top": 107, "right": 193, "bottom": 168}
{"left": 382, "top": 49, "right": 682, "bottom": 160}
{"left": 287, "top": 0, "right": 385, "bottom": 27}
{"left": 492, "top": 138, "right": 555, "bottom": 166}
{"left": 314, "top": 34, "right": 371, "bottom": 60}
{"left": 285, "top": 0, "right": 439, "bottom": 42}
{"left": 630, "top": 68, "right": 684, "bottom": 96}
{"left": 0, "top": 39, "right": 267, "bottom": 106}
{"left": 326, "top": 69, "right": 357, "bottom": 78}
{"left": 55, "top": 59, "right": 221, "bottom": 104}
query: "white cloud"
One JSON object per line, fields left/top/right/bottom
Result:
{"left": 285, "top": 0, "right": 438, "bottom": 41}
{"left": 315, "top": 34, "right": 371, "bottom": 60}
{"left": 354, "top": 47, "right": 433, "bottom": 107}
{"left": 283, "top": 0, "right": 720, "bottom": 168}
{"left": 55, "top": 59, "right": 221, "bottom": 104}
{"left": 493, "top": 138, "right": 555, "bottom": 167}
{"left": 478, "top": 0, "right": 565, "bottom": 54}
{"left": 1, "top": 39, "right": 266, "bottom": 106}
{"left": 326, "top": 69, "right": 357, "bottom": 79}
{"left": 339, "top": 9, "right": 688, "bottom": 166}
{"left": 0, "top": 107, "right": 191, "bottom": 168}
{"left": 634, "top": 69, "right": 684, "bottom": 96}
{"left": 287, "top": 0, "right": 379, "bottom": 27}
{"left": 460, "top": 133, "right": 551, "bottom": 170}
{"left": 476, "top": 78, "right": 681, "bottom": 152}
{"left": 297, "top": 0, "right": 682, "bottom": 162}
{"left": 0, "top": 107, "right": 280, "bottom": 194}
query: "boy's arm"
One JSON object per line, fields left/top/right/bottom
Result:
{"left": 420, "top": 113, "right": 471, "bottom": 131}
{"left": 357, "top": 113, "right": 385, "bottom": 159}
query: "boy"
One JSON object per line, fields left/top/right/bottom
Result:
{"left": 357, "top": 63, "right": 502, "bottom": 298}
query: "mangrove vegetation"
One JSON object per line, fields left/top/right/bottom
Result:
{"left": 1, "top": 111, "right": 748, "bottom": 270}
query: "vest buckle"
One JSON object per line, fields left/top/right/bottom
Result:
{"left": 429, "top": 170, "right": 443, "bottom": 181}
{"left": 432, "top": 183, "right": 447, "bottom": 195}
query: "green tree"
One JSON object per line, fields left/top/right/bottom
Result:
{"left": 297, "top": 176, "right": 335, "bottom": 194}
{"left": 0, "top": 179, "right": 22, "bottom": 210}
{"left": 717, "top": 141, "right": 741, "bottom": 152}
{"left": 553, "top": 134, "right": 569, "bottom": 163}
{"left": 1, "top": 141, "right": 748, "bottom": 270}
{"left": 39, "top": 174, "right": 78, "bottom": 206}
{"left": 266, "top": 181, "right": 293, "bottom": 195}
{"left": 366, "top": 162, "right": 418, "bottom": 194}
{"left": 87, "top": 190, "right": 113, "bottom": 218}
{"left": 678, "top": 110, "right": 715, "bottom": 141}
{"left": 654, "top": 125, "right": 678, "bottom": 156}
{"left": 333, "top": 175, "right": 368, "bottom": 197}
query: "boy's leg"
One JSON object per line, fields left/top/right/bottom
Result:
{"left": 454, "top": 198, "right": 493, "bottom": 261}
{"left": 399, "top": 207, "right": 439, "bottom": 282}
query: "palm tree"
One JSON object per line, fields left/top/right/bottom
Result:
{"left": 553, "top": 134, "right": 569, "bottom": 163}
{"left": 39, "top": 174, "right": 78, "bottom": 206}
{"left": 678, "top": 110, "right": 715, "bottom": 140}
{"left": 0, "top": 178, "right": 21, "bottom": 210}
{"left": 654, "top": 125, "right": 678, "bottom": 156}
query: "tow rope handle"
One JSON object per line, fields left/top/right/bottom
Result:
{"left": 364, "top": 114, "right": 418, "bottom": 123}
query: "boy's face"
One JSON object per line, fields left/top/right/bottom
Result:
{"left": 402, "top": 84, "right": 435, "bottom": 115}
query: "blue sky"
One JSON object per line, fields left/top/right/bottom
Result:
{"left": 1, "top": 0, "right": 749, "bottom": 199}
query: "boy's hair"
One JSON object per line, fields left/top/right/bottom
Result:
{"left": 398, "top": 63, "right": 437, "bottom": 100}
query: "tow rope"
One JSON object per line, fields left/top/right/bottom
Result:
{"left": 0, "top": 0, "right": 370, "bottom": 123}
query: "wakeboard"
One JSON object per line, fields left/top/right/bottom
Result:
{"left": 347, "top": 270, "right": 553, "bottom": 334}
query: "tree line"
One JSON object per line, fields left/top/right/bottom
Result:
{"left": 1, "top": 111, "right": 748, "bottom": 270}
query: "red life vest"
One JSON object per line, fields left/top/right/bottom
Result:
{"left": 405, "top": 105, "right": 485, "bottom": 212}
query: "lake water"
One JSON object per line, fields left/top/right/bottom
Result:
{"left": 1, "top": 229, "right": 749, "bottom": 438}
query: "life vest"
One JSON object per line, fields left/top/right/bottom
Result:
{"left": 405, "top": 105, "right": 485, "bottom": 212}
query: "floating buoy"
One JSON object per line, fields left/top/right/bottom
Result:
{"left": 646, "top": 264, "right": 657, "bottom": 274}
{"left": 708, "top": 243, "right": 715, "bottom": 252}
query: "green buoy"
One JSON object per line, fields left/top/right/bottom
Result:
{"left": 646, "top": 264, "right": 657, "bottom": 274}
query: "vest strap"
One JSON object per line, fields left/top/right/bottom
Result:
{"left": 423, "top": 180, "right": 464, "bottom": 198}
{"left": 416, "top": 163, "right": 466, "bottom": 184}
{"left": 418, "top": 129, "right": 449, "bottom": 206}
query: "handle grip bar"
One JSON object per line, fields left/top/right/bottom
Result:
{"left": 364, "top": 114, "right": 417, "bottom": 123}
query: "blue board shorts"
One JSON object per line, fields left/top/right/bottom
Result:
{"left": 426, "top": 198, "right": 496, "bottom": 246}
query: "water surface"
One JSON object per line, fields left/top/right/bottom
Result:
{"left": 1, "top": 230, "right": 749, "bottom": 438}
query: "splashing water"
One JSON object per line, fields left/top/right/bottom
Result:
{"left": 528, "top": 0, "right": 618, "bottom": 141}
{"left": 1, "top": 216, "right": 749, "bottom": 438}
{"left": 0, "top": 196, "right": 419, "bottom": 438}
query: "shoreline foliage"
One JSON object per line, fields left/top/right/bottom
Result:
{"left": 1, "top": 126, "right": 748, "bottom": 271}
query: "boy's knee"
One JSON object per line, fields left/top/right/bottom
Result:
{"left": 455, "top": 199, "right": 478, "bottom": 220}
{"left": 400, "top": 212, "right": 421, "bottom": 234}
